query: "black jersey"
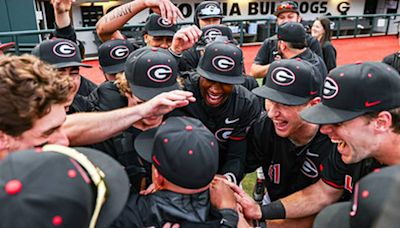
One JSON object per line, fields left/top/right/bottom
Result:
{"left": 321, "top": 41, "right": 337, "bottom": 72}
{"left": 383, "top": 51, "right": 400, "bottom": 74}
{"left": 171, "top": 74, "right": 261, "bottom": 183}
{"left": 320, "top": 148, "right": 383, "bottom": 201}
{"left": 254, "top": 34, "right": 323, "bottom": 85}
{"left": 89, "top": 80, "right": 128, "bottom": 111}
{"left": 246, "top": 113, "right": 334, "bottom": 201}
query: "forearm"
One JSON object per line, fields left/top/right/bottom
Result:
{"left": 96, "top": 0, "right": 146, "bottom": 41}
{"left": 250, "top": 63, "right": 269, "bottom": 78}
{"left": 64, "top": 105, "right": 146, "bottom": 146}
{"left": 280, "top": 180, "right": 342, "bottom": 218}
{"left": 54, "top": 10, "right": 70, "bottom": 28}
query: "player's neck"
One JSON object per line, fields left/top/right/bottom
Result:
{"left": 374, "top": 133, "right": 400, "bottom": 165}
{"left": 289, "top": 123, "right": 319, "bottom": 147}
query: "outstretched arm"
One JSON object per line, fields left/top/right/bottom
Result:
{"left": 96, "top": 0, "right": 183, "bottom": 42}
{"left": 64, "top": 90, "right": 195, "bottom": 145}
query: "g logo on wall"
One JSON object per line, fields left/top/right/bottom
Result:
{"left": 53, "top": 41, "right": 76, "bottom": 58}
{"left": 271, "top": 67, "right": 295, "bottom": 86}
{"left": 212, "top": 56, "right": 235, "bottom": 72}
{"left": 215, "top": 128, "right": 233, "bottom": 142}
{"left": 110, "top": 46, "right": 130, "bottom": 60}
{"left": 204, "top": 28, "right": 223, "bottom": 43}
{"left": 323, "top": 77, "right": 339, "bottom": 99}
{"left": 157, "top": 17, "right": 173, "bottom": 28}
{"left": 147, "top": 65, "right": 173, "bottom": 82}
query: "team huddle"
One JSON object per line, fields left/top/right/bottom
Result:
{"left": 1, "top": 0, "right": 400, "bottom": 227}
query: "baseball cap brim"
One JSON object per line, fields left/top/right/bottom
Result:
{"left": 0, "top": 42, "right": 15, "bottom": 51}
{"left": 134, "top": 128, "right": 158, "bottom": 163}
{"left": 74, "top": 147, "right": 130, "bottom": 228}
{"left": 300, "top": 103, "right": 365, "bottom": 124}
{"left": 196, "top": 66, "right": 245, "bottom": 84}
{"left": 130, "top": 82, "right": 179, "bottom": 101}
{"left": 273, "top": 9, "right": 299, "bottom": 16}
{"left": 147, "top": 30, "right": 175, "bottom": 37}
{"left": 313, "top": 202, "right": 351, "bottom": 228}
{"left": 198, "top": 15, "right": 224, "bottom": 19}
{"left": 101, "top": 63, "right": 125, "bottom": 74}
{"left": 252, "top": 86, "right": 310, "bottom": 106}
{"left": 53, "top": 62, "right": 92, "bottom": 69}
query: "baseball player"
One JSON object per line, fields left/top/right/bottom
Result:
{"left": 111, "top": 116, "right": 239, "bottom": 227}
{"left": 0, "top": 145, "right": 130, "bottom": 228}
{"left": 227, "top": 62, "right": 397, "bottom": 227}
{"left": 172, "top": 41, "right": 262, "bottom": 184}
{"left": 250, "top": 1, "right": 322, "bottom": 83}
{"left": 90, "top": 47, "right": 184, "bottom": 193}
{"left": 96, "top": 0, "right": 201, "bottom": 56}
{"left": 0, "top": 54, "right": 196, "bottom": 157}
{"left": 239, "top": 58, "right": 333, "bottom": 227}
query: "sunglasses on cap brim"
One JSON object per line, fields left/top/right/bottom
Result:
{"left": 42, "top": 144, "right": 108, "bottom": 228}
{"left": 276, "top": 2, "right": 298, "bottom": 11}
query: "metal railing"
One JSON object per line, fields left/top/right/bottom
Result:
{"left": 0, "top": 13, "right": 399, "bottom": 55}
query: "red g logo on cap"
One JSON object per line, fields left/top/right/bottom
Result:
{"left": 205, "top": 28, "right": 223, "bottom": 43}
{"left": 271, "top": 67, "right": 295, "bottom": 86}
{"left": 110, "top": 46, "right": 130, "bottom": 60}
{"left": 157, "top": 17, "right": 173, "bottom": 28}
{"left": 147, "top": 65, "right": 173, "bottom": 82}
{"left": 53, "top": 41, "right": 76, "bottom": 58}
{"left": 323, "top": 77, "right": 339, "bottom": 99}
{"left": 212, "top": 56, "right": 235, "bottom": 72}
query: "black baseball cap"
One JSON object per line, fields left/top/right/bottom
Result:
{"left": 277, "top": 22, "right": 306, "bottom": 44}
{"left": 197, "top": 24, "right": 234, "bottom": 50}
{"left": 197, "top": 41, "right": 244, "bottom": 84}
{"left": 0, "top": 41, "right": 15, "bottom": 52}
{"left": 301, "top": 62, "right": 400, "bottom": 124}
{"left": 134, "top": 116, "right": 219, "bottom": 189}
{"left": 196, "top": 1, "right": 224, "bottom": 19}
{"left": 144, "top": 13, "right": 178, "bottom": 37}
{"left": 98, "top": 39, "right": 136, "bottom": 74}
{"left": 32, "top": 38, "right": 91, "bottom": 69}
{"left": 313, "top": 165, "right": 400, "bottom": 228}
{"left": 273, "top": 1, "right": 299, "bottom": 16}
{"left": 124, "top": 47, "right": 179, "bottom": 101}
{"left": 252, "top": 59, "right": 321, "bottom": 105}
{"left": 0, "top": 145, "right": 129, "bottom": 228}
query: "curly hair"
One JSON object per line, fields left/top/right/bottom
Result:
{"left": 0, "top": 55, "right": 74, "bottom": 136}
{"left": 114, "top": 72, "right": 131, "bottom": 96}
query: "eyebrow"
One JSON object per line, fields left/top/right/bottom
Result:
{"left": 42, "top": 116, "right": 66, "bottom": 136}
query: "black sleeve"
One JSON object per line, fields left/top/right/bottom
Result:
{"left": 383, "top": 53, "right": 400, "bottom": 74}
{"left": 179, "top": 46, "right": 201, "bottom": 72}
{"left": 307, "top": 34, "right": 323, "bottom": 58}
{"left": 219, "top": 139, "right": 247, "bottom": 184}
{"left": 383, "top": 54, "right": 395, "bottom": 65}
{"left": 52, "top": 23, "right": 77, "bottom": 42}
{"left": 180, "top": 209, "right": 238, "bottom": 228}
{"left": 254, "top": 38, "right": 276, "bottom": 65}
{"left": 109, "top": 194, "right": 146, "bottom": 228}
{"left": 322, "top": 42, "right": 337, "bottom": 72}
{"left": 320, "top": 148, "right": 348, "bottom": 189}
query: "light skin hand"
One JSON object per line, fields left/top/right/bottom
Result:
{"left": 217, "top": 176, "right": 262, "bottom": 220}
{"left": 143, "top": 0, "right": 184, "bottom": 24}
{"left": 171, "top": 25, "right": 202, "bottom": 54}
{"left": 51, "top": 0, "right": 74, "bottom": 28}
{"left": 210, "top": 177, "right": 237, "bottom": 210}
{"left": 139, "top": 90, "right": 196, "bottom": 118}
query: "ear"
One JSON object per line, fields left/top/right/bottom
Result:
{"left": 308, "top": 97, "right": 321, "bottom": 107}
{"left": 373, "top": 111, "right": 392, "bottom": 132}
{"left": 0, "top": 131, "right": 11, "bottom": 152}
{"left": 297, "top": 15, "right": 302, "bottom": 23}
{"left": 143, "top": 34, "right": 149, "bottom": 44}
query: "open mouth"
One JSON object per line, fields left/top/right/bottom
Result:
{"left": 273, "top": 120, "right": 289, "bottom": 132}
{"left": 331, "top": 139, "right": 347, "bottom": 151}
{"left": 206, "top": 92, "right": 224, "bottom": 107}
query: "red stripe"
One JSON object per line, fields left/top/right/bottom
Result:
{"left": 321, "top": 178, "right": 344, "bottom": 189}
{"left": 229, "top": 136, "right": 245, "bottom": 141}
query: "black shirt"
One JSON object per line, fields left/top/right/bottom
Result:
{"left": 246, "top": 113, "right": 334, "bottom": 201}
{"left": 321, "top": 41, "right": 337, "bottom": 72}
{"left": 383, "top": 51, "right": 400, "bottom": 74}
{"left": 293, "top": 48, "right": 328, "bottom": 85}
{"left": 111, "top": 190, "right": 238, "bottom": 228}
{"left": 171, "top": 74, "right": 262, "bottom": 183}
{"left": 320, "top": 148, "right": 383, "bottom": 201}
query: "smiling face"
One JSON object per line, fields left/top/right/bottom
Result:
{"left": 144, "top": 34, "right": 173, "bottom": 49}
{"left": 125, "top": 92, "right": 163, "bottom": 130}
{"left": 199, "top": 76, "right": 234, "bottom": 108}
{"left": 265, "top": 99, "right": 311, "bottom": 140}
{"left": 311, "top": 20, "right": 325, "bottom": 41}
{"left": 319, "top": 116, "right": 377, "bottom": 164}
{"left": 276, "top": 12, "right": 301, "bottom": 26}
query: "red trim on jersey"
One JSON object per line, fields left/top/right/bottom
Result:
{"left": 321, "top": 178, "right": 344, "bottom": 189}
{"left": 229, "top": 136, "right": 245, "bottom": 141}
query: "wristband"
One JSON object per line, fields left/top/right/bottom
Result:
{"left": 260, "top": 200, "right": 286, "bottom": 220}
{"left": 168, "top": 47, "right": 183, "bottom": 58}
{"left": 218, "top": 208, "right": 239, "bottom": 228}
